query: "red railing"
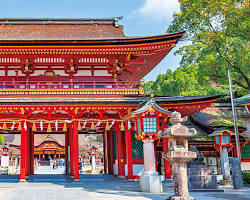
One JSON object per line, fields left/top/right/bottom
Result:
{"left": 0, "top": 80, "right": 141, "bottom": 90}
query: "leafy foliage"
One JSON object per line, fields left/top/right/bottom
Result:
{"left": 242, "top": 170, "right": 250, "bottom": 184}
{"left": 167, "top": 0, "right": 249, "bottom": 95}
{"left": 142, "top": 64, "right": 229, "bottom": 96}
{"left": 0, "top": 134, "right": 4, "bottom": 145}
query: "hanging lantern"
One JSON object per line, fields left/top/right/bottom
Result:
{"left": 63, "top": 122, "right": 67, "bottom": 132}
{"left": 105, "top": 121, "right": 110, "bottom": 131}
{"left": 120, "top": 122, "right": 125, "bottom": 131}
{"left": 32, "top": 123, "right": 37, "bottom": 132}
{"left": 78, "top": 121, "right": 81, "bottom": 131}
{"left": 123, "top": 98, "right": 171, "bottom": 141}
{"left": 209, "top": 128, "right": 233, "bottom": 152}
{"left": 17, "top": 122, "right": 22, "bottom": 131}
{"left": 90, "top": 146, "right": 98, "bottom": 156}
{"left": 47, "top": 123, "right": 52, "bottom": 132}
{"left": 91, "top": 121, "right": 95, "bottom": 130}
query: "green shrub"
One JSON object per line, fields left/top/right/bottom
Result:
{"left": 99, "top": 169, "right": 104, "bottom": 174}
{"left": 242, "top": 170, "right": 250, "bottom": 184}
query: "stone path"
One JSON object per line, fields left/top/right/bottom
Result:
{"left": 35, "top": 166, "right": 65, "bottom": 174}
{"left": 0, "top": 174, "right": 249, "bottom": 200}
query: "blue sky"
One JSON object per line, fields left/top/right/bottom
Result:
{"left": 0, "top": 0, "right": 183, "bottom": 81}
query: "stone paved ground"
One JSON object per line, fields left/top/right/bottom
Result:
{"left": 0, "top": 174, "right": 249, "bottom": 200}
{"left": 35, "top": 166, "right": 65, "bottom": 174}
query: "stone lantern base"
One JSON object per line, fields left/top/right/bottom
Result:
{"left": 167, "top": 196, "right": 194, "bottom": 200}
{"left": 140, "top": 171, "right": 163, "bottom": 193}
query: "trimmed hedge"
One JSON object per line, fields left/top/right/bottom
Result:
{"left": 242, "top": 170, "right": 250, "bottom": 184}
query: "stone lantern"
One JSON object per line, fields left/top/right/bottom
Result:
{"left": 90, "top": 146, "right": 98, "bottom": 170}
{"left": 161, "top": 111, "right": 197, "bottom": 200}
{"left": 209, "top": 128, "right": 233, "bottom": 181}
{"left": 123, "top": 97, "right": 171, "bottom": 193}
{"left": 240, "top": 104, "right": 250, "bottom": 142}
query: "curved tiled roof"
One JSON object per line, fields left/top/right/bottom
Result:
{"left": 0, "top": 18, "right": 125, "bottom": 40}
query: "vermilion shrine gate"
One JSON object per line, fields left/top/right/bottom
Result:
{"left": 0, "top": 18, "right": 218, "bottom": 182}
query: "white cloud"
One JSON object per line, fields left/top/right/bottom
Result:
{"left": 134, "top": 0, "right": 180, "bottom": 21}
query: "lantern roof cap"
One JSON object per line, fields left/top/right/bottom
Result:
{"left": 123, "top": 97, "right": 171, "bottom": 119}
{"left": 235, "top": 94, "right": 250, "bottom": 105}
{"left": 209, "top": 127, "right": 234, "bottom": 137}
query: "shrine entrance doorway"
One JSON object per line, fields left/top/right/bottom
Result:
{"left": 79, "top": 133, "right": 104, "bottom": 175}
{"left": 33, "top": 134, "right": 66, "bottom": 175}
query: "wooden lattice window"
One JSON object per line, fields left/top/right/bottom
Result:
{"left": 131, "top": 130, "right": 144, "bottom": 159}
{"left": 242, "top": 144, "right": 250, "bottom": 159}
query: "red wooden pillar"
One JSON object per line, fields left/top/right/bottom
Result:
{"left": 106, "top": 131, "right": 111, "bottom": 174}
{"left": 65, "top": 130, "right": 69, "bottom": 175}
{"left": 73, "top": 120, "right": 79, "bottom": 181}
{"left": 69, "top": 126, "right": 74, "bottom": 177}
{"left": 125, "top": 122, "right": 133, "bottom": 179}
{"left": 25, "top": 125, "right": 30, "bottom": 178}
{"left": 162, "top": 137, "right": 171, "bottom": 179}
{"left": 30, "top": 131, "right": 34, "bottom": 175}
{"left": 20, "top": 120, "right": 26, "bottom": 182}
{"left": 103, "top": 131, "right": 107, "bottom": 174}
{"left": 116, "top": 127, "right": 125, "bottom": 176}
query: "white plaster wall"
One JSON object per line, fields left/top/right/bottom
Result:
{"left": 113, "top": 164, "right": 118, "bottom": 175}
{"left": 125, "top": 164, "right": 127, "bottom": 176}
{"left": 30, "top": 70, "right": 45, "bottom": 76}
{"left": 94, "top": 70, "right": 111, "bottom": 76}
{"left": 77, "top": 70, "right": 91, "bottom": 76}
{"left": 54, "top": 70, "right": 66, "bottom": 76}
{"left": 241, "top": 162, "right": 250, "bottom": 170}
{"left": 0, "top": 70, "right": 4, "bottom": 76}
{"left": 125, "top": 164, "right": 144, "bottom": 176}
{"left": 7, "top": 70, "right": 16, "bottom": 76}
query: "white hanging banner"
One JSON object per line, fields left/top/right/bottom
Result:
{"left": 10, "top": 121, "right": 15, "bottom": 130}
{"left": 95, "top": 121, "right": 101, "bottom": 128}
{"left": 109, "top": 120, "right": 115, "bottom": 129}
{"left": 40, "top": 121, "right": 43, "bottom": 131}
{"left": 24, "top": 121, "right": 27, "bottom": 131}
{"left": 128, "top": 120, "right": 131, "bottom": 130}
{"left": 82, "top": 121, "right": 87, "bottom": 129}
{"left": 55, "top": 121, "right": 58, "bottom": 131}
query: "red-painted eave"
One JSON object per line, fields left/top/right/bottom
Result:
{"left": 120, "top": 49, "right": 171, "bottom": 81}
{"left": 0, "top": 31, "right": 185, "bottom": 46}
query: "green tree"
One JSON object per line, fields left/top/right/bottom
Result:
{"left": 142, "top": 81, "right": 154, "bottom": 94}
{"left": 142, "top": 64, "right": 230, "bottom": 97}
{"left": 167, "top": 0, "right": 250, "bottom": 95}
{"left": 0, "top": 134, "right": 4, "bottom": 145}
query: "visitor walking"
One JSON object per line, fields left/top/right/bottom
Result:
{"left": 52, "top": 159, "right": 56, "bottom": 170}
{"left": 50, "top": 158, "right": 53, "bottom": 169}
{"left": 56, "top": 158, "right": 59, "bottom": 169}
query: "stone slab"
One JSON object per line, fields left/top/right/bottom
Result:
{"left": 140, "top": 174, "right": 163, "bottom": 193}
{"left": 189, "top": 189, "right": 224, "bottom": 192}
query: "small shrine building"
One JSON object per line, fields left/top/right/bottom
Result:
{"left": 0, "top": 18, "right": 219, "bottom": 181}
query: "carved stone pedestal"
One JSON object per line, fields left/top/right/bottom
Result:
{"left": 140, "top": 139, "right": 163, "bottom": 193}
{"left": 165, "top": 151, "right": 196, "bottom": 200}
{"left": 140, "top": 172, "right": 163, "bottom": 193}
